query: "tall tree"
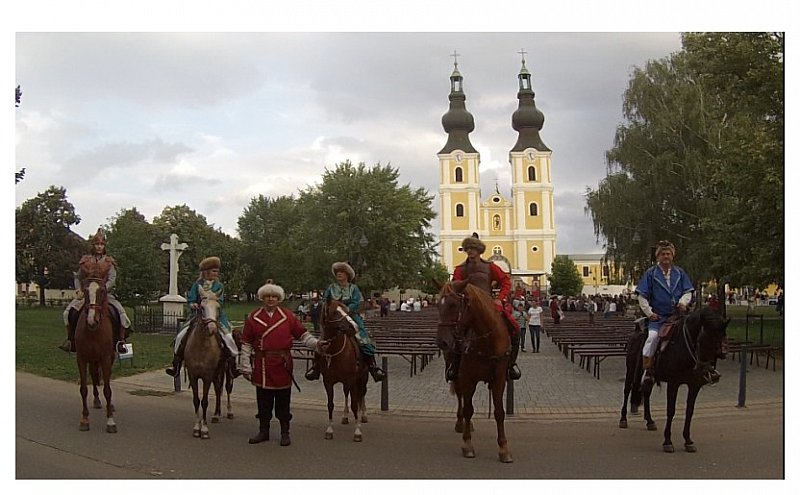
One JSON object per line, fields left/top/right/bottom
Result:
{"left": 548, "top": 255, "right": 583, "bottom": 297}
{"left": 15, "top": 186, "right": 82, "bottom": 305}
{"left": 105, "top": 208, "right": 166, "bottom": 304}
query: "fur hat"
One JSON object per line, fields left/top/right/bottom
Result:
{"left": 655, "top": 240, "right": 676, "bottom": 256}
{"left": 331, "top": 261, "right": 356, "bottom": 281}
{"left": 199, "top": 256, "right": 221, "bottom": 271}
{"left": 257, "top": 279, "right": 285, "bottom": 301}
{"left": 90, "top": 228, "right": 107, "bottom": 245}
{"left": 461, "top": 234, "right": 486, "bottom": 254}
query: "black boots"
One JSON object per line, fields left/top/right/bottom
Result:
{"left": 366, "top": 356, "right": 386, "bottom": 382}
{"left": 58, "top": 325, "right": 75, "bottom": 352}
{"left": 304, "top": 364, "right": 320, "bottom": 381}
{"left": 446, "top": 353, "right": 460, "bottom": 381}
{"left": 279, "top": 420, "right": 291, "bottom": 446}
{"left": 165, "top": 355, "right": 182, "bottom": 377}
{"left": 507, "top": 333, "right": 521, "bottom": 380}
{"left": 249, "top": 423, "right": 270, "bottom": 444}
{"left": 228, "top": 355, "right": 241, "bottom": 378}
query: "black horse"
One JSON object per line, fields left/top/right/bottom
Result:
{"left": 619, "top": 307, "right": 729, "bottom": 453}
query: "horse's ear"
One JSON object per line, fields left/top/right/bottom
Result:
{"left": 453, "top": 279, "right": 468, "bottom": 293}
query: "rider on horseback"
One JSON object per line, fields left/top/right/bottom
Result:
{"left": 635, "top": 240, "right": 720, "bottom": 385}
{"left": 165, "top": 256, "right": 241, "bottom": 378}
{"left": 304, "top": 261, "right": 386, "bottom": 383}
{"left": 60, "top": 228, "right": 130, "bottom": 354}
{"left": 447, "top": 233, "right": 522, "bottom": 381}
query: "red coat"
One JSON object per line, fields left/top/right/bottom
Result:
{"left": 453, "top": 260, "right": 520, "bottom": 335}
{"left": 242, "top": 307, "right": 307, "bottom": 389}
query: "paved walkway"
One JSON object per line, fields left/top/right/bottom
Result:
{"left": 114, "top": 328, "right": 784, "bottom": 420}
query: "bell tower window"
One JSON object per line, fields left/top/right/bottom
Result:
{"left": 528, "top": 203, "right": 539, "bottom": 216}
{"left": 454, "top": 167, "right": 463, "bottom": 183}
{"left": 527, "top": 166, "right": 536, "bottom": 181}
{"left": 455, "top": 204, "right": 465, "bottom": 217}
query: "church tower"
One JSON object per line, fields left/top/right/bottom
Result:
{"left": 507, "top": 52, "right": 556, "bottom": 292}
{"left": 437, "top": 53, "right": 481, "bottom": 271}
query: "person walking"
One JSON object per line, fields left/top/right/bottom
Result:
{"left": 527, "top": 298, "right": 544, "bottom": 352}
{"left": 239, "top": 280, "right": 328, "bottom": 446}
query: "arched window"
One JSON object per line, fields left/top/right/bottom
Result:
{"left": 454, "top": 167, "right": 463, "bottom": 183}
{"left": 455, "top": 204, "right": 464, "bottom": 217}
{"left": 527, "top": 166, "right": 536, "bottom": 181}
{"left": 492, "top": 246, "right": 503, "bottom": 256}
{"left": 529, "top": 203, "right": 539, "bottom": 216}
{"left": 493, "top": 215, "right": 501, "bottom": 230}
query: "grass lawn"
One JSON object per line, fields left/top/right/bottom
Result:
{"left": 722, "top": 304, "right": 784, "bottom": 347}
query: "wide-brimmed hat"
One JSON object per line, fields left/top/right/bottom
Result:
{"left": 331, "top": 261, "right": 356, "bottom": 281}
{"left": 199, "top": 256, "right": 221, "bottom": 271}
{"left": 257, "top": 279, "right": 285, "bottom": 301}
{"left": 461, "top": 235, "right": 486, "bottom": 254}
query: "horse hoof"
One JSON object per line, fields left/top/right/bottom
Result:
{"left": 93, "top": 400, "right": 102, "bottom": 409}
{"left": 499, "top": 453, "right": 514, "bottom": 463}
{"left": 106, "top": 424, "right": 117, "bottom": 434}
{"left": 455, "top": 423, "right": 464, "bottom": 434}
{"left": 685, "top": 443, "right": 697, "bottom": 453}
{"left": 227, "top": 413, "right": 234, "bottom": 420}
{"left": 462, "top": 448, "right": 476, "bottom": 459}
{"left": 663, "top": 444, "right": 675, "bottom": 453}
{"left": 354, "top": 434, "right": 362, "bottom": 442}
{"left": 361, "top": 416, "right": 368, "bottom": 424}
{"left": 193, "top": 429, "right": 201, "bottom": 438}
{"left": 211, "top": 417, "right": 219, "bottom": 423}
{"left": 79, "top": 423, "right": 90, "bottom": 432}
{"left": 646, "top": 423, "right": 658, "bottom": 431}
{"left": 619, "top": 419, "right": 628, "bottom": 429}
{"left": 201, "top": 431, "right": 210, "bottom": 439}
{"left": 325, "top": 432, "right": 333, "bottom": 440}
{"left": 341, "top": 417, "right": 349, "bottom": 425}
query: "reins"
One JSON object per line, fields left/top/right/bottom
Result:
{"left": 319, "top": 305, "right": 353, "bottom": 366}
{"left": 440, "top": 284, "right": 506, "bottom": 359}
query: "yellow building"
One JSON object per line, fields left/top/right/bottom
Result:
{"left": 438, "top": 54, "right": 555, "bottom": 294}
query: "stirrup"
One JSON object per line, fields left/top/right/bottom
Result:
{"left": 369, "top": 366, "right": 386, "bottom": 382}
{"left": 508, "top": 364, "right": 522, "bottom": 381}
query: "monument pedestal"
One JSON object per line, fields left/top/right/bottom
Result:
{"left": 160, "top": 295, "right": 187, "bottom": 330}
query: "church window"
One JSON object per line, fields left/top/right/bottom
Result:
{"left": 455, "top": 204, "right": 464, "bottom": 217}
{"left": 454, "top": 167, "right": 463, "bottom": 182}
{"left": 528, "top": 203, "right": 539, "bottom": 216}
{"left": 582, "top": 266, "right": 590, "bottom": 277}
{"left": 493, "top": 215, "right": 501, "bottom": 230}
{"left": 492, "top": 246, "right": 503, "bottom": 256}
{"left": 603, "top": 265, "right": 609, "bottom": 278}
{"left": 527, "top": 166, "right": 536, "bottom": 181}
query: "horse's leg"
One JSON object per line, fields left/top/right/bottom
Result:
{"left": 226, "top": 368, "right": 235, "bottom": 419}
{"left": 460, "top": 380, "right": 478, "bottom": 458}
{"left": 191, "top": 380, "right": 202, "bottom": 438}
{"left": 341, "top": 386, "right": 349, "bottom": 425}
{"left": 642, "top": 379, "right": 657, "bottom": 431}
{"left": 200, "top": 378, "right": 211, "bottom": 439}
{"left": 451, "top": 381, "right": 465, "bottom": 433}
{"left": 77, "top": 358, "right": 90, "bottom": 431}
{"left": 101, "top": 357, "right": 117, "bottom": 433}
{"left": 682, "top": 384, "right": 701, "bottom": 452}
{"left": 492, "top": 376, "right": 512, "bottom": 463}
{"left": 324, "top": 380, "right": 335, "bottom": 440}
{"left": 662, "top": 381, "right": 679, "bottom": 453}
{"left": 90, "top": 362, "right": 102, "bottom": 409}
{"left": 211, "top": 370, "right": 223, "bottom": 423}
{"left": 351, "top": 383, "right": 363, "bottom": 442}
{"left": 620, "top": 368, "right": 631, "bottom": 428}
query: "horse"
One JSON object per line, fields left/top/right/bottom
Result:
{"left": 316, "top": 297, "right": 369, "bottom": 442}
{"left": 183, "top": 286, "right": 227, "bottom": 439}
{"left": 436, "top": 279, "right": 513, "bottom": 463}
{"left": 619, "top": 307, "right": 729, "bottom": 453}
{"left": 74, "top": 279, "right": 117, "bottom": 433}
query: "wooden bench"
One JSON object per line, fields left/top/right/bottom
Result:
{"left": 572, "top": 346, "right": 628, "bottom": 379}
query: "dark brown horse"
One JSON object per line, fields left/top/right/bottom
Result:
{"left": 183, "top": 286, "right": 227, "bottom": 439}
{"left": 316, "top": 297, "right": 368, "bottom": 441}
{"left": 619, "top": 307, "right": 729, "bottom": 453}
{"left": 436, "top": 280, "right": 513, "bottom": 463}
{"left": 74, "top": 279, "right": 117, "bottom": 433}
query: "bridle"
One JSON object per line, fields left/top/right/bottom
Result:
{"left": 318, "top": 303, "right": 352, "bottom": 363}
{"left": 680, "top": 314, "right": 724, "bottom": 376}
{"left": 438, "top": 286, "right": 493, "bottom": 355}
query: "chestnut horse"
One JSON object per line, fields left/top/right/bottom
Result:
{"left": 183, "top": 286, "right": 227, "bottom": 439}
{"left": 74, "top": 279, "right": 117, "bottom": 433}
{"left": 316, "top": 298, "right": 368, "bottom": 442}
{"left": 619, "top": 307, "right": 729, "bottom": 453}
{"left": 436, "top": 280, "right": 513, "bottom": 463}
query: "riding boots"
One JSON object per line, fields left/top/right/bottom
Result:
{"left": 641, "top": 356, "right": 654, "bottom": 385}
{"left": 507, "top": 334, "right": 522, "bottom": 380}
{"left": 366, "top": 355, "right": 386, "bottom": 382}
{"left": 279, "top": 420, "right": 291, "bottom": 446}
{"left": 446, "top": 354, "right": 461, "bottom": 381}
{"left": 304, "top": 361, "right": 321, "bottom": 381}
{"left": 165, "top": 354, "right": 183, "bottom": 377}
{"left": 58, "top": 324, "right": 76, "bottom": 353}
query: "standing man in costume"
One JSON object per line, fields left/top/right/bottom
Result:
{"left": 165, "top": 256, "right": 240, "bottom": 378}
{"left": 60, "top": 228, "right": 130, "bottom": 354}
{"left": 239, "top": 280, "right": 328, "bottom": 446}
{"left": 449, "top": 234, "right": 522, "bottom": 381}
{"left": 635, "top": 240, "right": 696, "bottom": 385}
{"left": 304, "top": 261, "right": 386, "bottom": 383}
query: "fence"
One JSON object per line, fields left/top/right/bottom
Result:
{"left": 132, "top": 305, "right": 184, "bottom": 334}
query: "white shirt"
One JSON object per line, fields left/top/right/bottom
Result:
{"left": 527, "top": 306, "right": 543, "bottom": 326}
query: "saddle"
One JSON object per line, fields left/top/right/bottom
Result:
{"left": 657, "top": 315, "right": 682, "bottom": 341}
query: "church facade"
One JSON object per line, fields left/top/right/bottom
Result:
{"left": 437, "top": 55, "right": 556, "bottom": 295}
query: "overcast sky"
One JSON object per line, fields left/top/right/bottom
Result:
{"left": 10, "top": 1, "right": 793, "bottom": 259}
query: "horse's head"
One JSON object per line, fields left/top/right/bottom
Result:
{"left": 687, "top": 307, "right": 730, "bottom": 376}
{"left": 83, "top": 278, "right": 108, "bottom": 329}
{"left": 436, "top": 280, "right": 470, "bottom": 352}
{"left": 197, "top": 285, "right": 220, "bottom": 336}
{"left": 320, "top": 298, "right": 352, "bottom": 340}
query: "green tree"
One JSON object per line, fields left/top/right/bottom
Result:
{"left": 105, "top": 207, "right": 166, "bottom": 304}
{"left": 294, "top": 161, "right": 437, "bottom": 296}
{"left": 548, "top": 255, "right": 583, "bottom": 297}
{"left": 586, "top": 32, "right": 783, "bottom": 294}
{"left": 418, "top": 261, "right": 452, "bottom": 295}
{"left": 15, "top": 186, "right": 82, "bottom": 305}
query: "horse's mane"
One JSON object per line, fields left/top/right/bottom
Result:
{"left": 441, "top": 281, "right": 504, "bottom": 332}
